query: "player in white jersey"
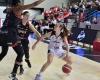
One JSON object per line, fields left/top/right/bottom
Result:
{"left": 48, "top": 33, "right": 66, "bottom": 58}
{"left": 32, "top": 23, "right": 72, "bottom": 80}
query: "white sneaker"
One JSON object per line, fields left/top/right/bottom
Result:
{"left": 34, "top": 74, "right": 43, "bottom": 80}
{"left": 9, "top": 75, "right": 18, "bottom": 80}
{"left": 9, "top": 73, "right": 18, "bottom": 80}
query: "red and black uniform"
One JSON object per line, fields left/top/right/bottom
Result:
{"left": 17, "top": 21, "right": 32, "bottom": 68}
{"left": 0, "top": 11, "right": 24, "bottom": 78}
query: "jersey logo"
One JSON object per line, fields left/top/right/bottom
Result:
{"left": 77, "top": 30, "right": 85, "bottom": 41}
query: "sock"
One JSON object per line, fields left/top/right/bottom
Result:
{"left": 38, "top": 72, "right": 43, "bottom": 75}
{"left": 12, "top": 64, "right": 19, "bottom": 75}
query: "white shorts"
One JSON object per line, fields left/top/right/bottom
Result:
{"left": 48, "top": 49, "right": 66, "bottom": 58}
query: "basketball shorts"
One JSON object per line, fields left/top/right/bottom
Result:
{"left": 48, "top": 49, "right": 66, "bottom": 58}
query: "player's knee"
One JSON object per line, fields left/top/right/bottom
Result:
{"left": 15, "top": 60, "right": 23, "bottom": 65}
{"left": 16, "top": 55, "right": 23, "bottom": 63}
{"left": 47, "top": 60, "right": 52, "bottom": 64}
{"left": 68, "top": 56, "right": 72, "bottom": 64}
{"left": 68, "top": 56, "right": 71, "bottom": 59}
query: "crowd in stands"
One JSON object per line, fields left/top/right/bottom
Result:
{"left": 31, "top": 0, "right": 100, "bottom": 35}
{"left": 32, "top": 6, "right": 71, "bottom": 35}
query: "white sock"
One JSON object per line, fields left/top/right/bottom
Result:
{"left": 38, "top": 72, "right": 43, "bottom": 75}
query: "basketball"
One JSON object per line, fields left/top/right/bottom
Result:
{"left": 62, "top": 64, "right": 72, "bottom": 74}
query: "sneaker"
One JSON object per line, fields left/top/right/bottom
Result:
{"left": 12, "top": 77, "right": 18, "bottom": 80}
{"left": 9, "top": 73, "right": 18, "bottom": 80}
{"left": 19, "top": 67, "right": 24, "bottom": 75}
{"left": 25, "top": 59, "right": 31, "bottom": 68}
{"left": 34, "top": 74, "right": 43, "bottom": 80}
{"left": 0, "top": 59, "right": 2, "bottom": 61}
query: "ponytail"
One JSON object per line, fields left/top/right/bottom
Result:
{"left": 60, "top": 24, "right": 70, "bottom": 40}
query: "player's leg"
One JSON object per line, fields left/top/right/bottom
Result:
{"left": 22, "top": 40, "right": 31, "bottom": 68}
{"left": 10, "top": 43, "right": 24, "bottom": 80}
{"left": 62, "top": 54, "right": 72, "bottom": 65}
{"left": 19, "top": 39, "right": 30, "bottom": 75}
{"left": 34, "top": 51, "right": 54, "bottom": 80}
{"left": 0, "top": 45, "right": 9, "bottom": 61}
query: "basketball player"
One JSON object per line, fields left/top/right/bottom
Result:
{"left": 0, "top": 0, "right": 45, "bottom": 80}
{"left": 32, "top": 23, "right": 72, "bottom": 80}
{"left": 18, "top": 11, "right": 41, "bottom": 74}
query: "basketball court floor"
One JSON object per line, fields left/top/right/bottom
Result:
{"left": 0, "top": 39, "right": 100, "bottom": 80}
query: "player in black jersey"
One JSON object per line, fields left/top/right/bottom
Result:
{"left": 18, "top": 11, "right": 41, "bottom": 74}
{"left": 0, "top": 0, "right": 44, "bottom": 80}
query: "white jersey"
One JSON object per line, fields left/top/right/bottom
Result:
{"left": 48, "top": 35, "right": 64, "bottom": 50}
{"left": 48, "top": 35, "right": 66, "bottom": 58}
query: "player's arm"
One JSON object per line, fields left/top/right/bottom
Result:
{"left": 32, "top": 37, "right": 41, "bottom": 50}
{"left": 28, "top": 21, "right": 41, "bottom": 39}
{"left": 32, "top": 31, "right": 52, "bottom": 49}
{"left": 14, "top": 0, "right": 45, "bottom": 11}
{"left": 43, "top": 31, "right": 52, "bottom": 39}
{"left": 63, "top": 36, "right": 70, "bottom": 54}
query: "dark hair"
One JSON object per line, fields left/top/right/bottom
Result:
{"left": 60, "top": 24, "right": 69, "bottom": 39}
{"left": 51, "top": 23, "right": 69, "bottom": 40}
{"left": 3, "top": 8, "right": 8, "bottom": 13}
{"left": 22, "top": 11, "right": 29, "bottom": 15}
{"left": 10, "top": 0, "right": 21, "bottom": 6}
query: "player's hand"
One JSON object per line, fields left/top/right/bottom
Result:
{"left": 40, "top": 35, "right": 45, "bottom": 41}
{"left": 32, "top": 44, "right": 36, "bottom": 50}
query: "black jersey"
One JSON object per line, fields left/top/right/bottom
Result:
{"left": 2, "top": 11, "right": 21, "bottom": 30}
{"left": 0, "top": 11, "right": 22, "bottom": 44}
{"left": 17, "top": 22, "right": 32, "bottom": 39}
